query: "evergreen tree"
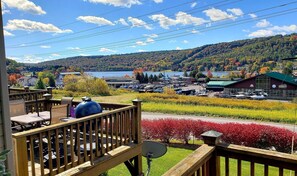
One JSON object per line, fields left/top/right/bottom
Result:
{"left": 48, "top": 75, "right": 56, "bottom": 87}
{"left": 144, "top": 73, "right": 149, "bottom": 83}
{"left": 148, "top": 74, "right": 154, "bottom": 83}
{"left": 183, "top": 71, "right": 188, "bottom": 77}
{"left": 35, "top": 78, "right": 46, "bottom": 89}
{"left": 153, "top": 75, "right": 158, "bottom": 82}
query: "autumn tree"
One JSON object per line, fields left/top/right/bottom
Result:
{"left": 259, "top": 67, "right": 270, "bottom": 74}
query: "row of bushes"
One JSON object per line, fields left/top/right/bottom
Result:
{"left": 142, "top": 119, "right": 297, "bottom": 153}
{"left": 138, "top": 93, "right": 296, "bottom": 110}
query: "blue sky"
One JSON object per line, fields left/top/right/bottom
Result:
{"left": 2, "top": 0, "right": 297, "bottom": 63}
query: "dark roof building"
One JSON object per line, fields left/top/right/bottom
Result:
{"left": 206, "top": 81, "right": 237, "bottom": 91}
{"left": 224, "top": 72, "right": 297, "bottom": 100}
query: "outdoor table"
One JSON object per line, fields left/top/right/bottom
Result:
{"left": 11, "top": 111, "right": 50, "bottom": 130}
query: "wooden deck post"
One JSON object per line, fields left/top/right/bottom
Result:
{"left": 24, "top": 86, "right": 30, "bottom": 92}
{"left": 132, "top": 99, "right": 143, "bottom": 176}
{"left": 43, "top": 93, "right": 52, "bottom": 111}
{"left": 13, "top": 135, "right": 29, "bottom": 176}
{"left": 201, "top": 130, "right": 222, "bottom": 176}
{"left": 47, "top": 87, "right": 53, "bottom": 95}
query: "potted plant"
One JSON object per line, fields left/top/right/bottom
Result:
{"left": 0, "top": 149, "right": 11, "bottom": 176}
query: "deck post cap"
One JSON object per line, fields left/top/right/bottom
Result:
{"left": 201, "top": 130, "right": 222, "bottom": 146}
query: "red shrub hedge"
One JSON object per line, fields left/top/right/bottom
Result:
{"left": 141, "top": 119, "right": 297, "bottom": 153}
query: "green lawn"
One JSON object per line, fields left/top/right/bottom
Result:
{"left": 108, "top": 147, "right": 194, "bottom": 176}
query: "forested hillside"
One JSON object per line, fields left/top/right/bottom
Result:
{"left": 23, "top": 34, "right": 297, "bottom": 72}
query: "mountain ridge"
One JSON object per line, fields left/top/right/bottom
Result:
{"left": 23, "top": 34, "right": 297, "bottom": 72}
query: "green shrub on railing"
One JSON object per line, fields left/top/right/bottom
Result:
{"left": 0, "top": 150, "right": 11, "bottom": 176}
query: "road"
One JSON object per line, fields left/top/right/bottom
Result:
{"left": 142, "top": 112, "right": 297, "bottom": 132}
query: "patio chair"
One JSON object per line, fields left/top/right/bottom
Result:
{"left": 61, "top": 97, "right": 73, "bottom": 117}
{"left": 50, "top": 104, "right": 69, "bottom": 125}
{"left": 9, "top": 99, "right": 26, "bottom": 117}
{"left": 9, "top": 99, "right": 27, "bottom": 131}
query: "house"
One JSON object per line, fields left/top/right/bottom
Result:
{"left": 56, "top": 72, "right": 81, "bottom": 87}
{"left": 224, "top": 72, "right": 297, "bottom": 100}
{"left": 17, "top": 76, "right": 38, "bottom": 87}
{"left": 102, "top": 77, "right": 139, "bottom": 88}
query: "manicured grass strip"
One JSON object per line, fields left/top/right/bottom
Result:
{"left": 138, "top": 93, "right": 296, "bottom": 110}
{"left": 142, "top": 102, "right": 297, "bottom": 123}
{"left": 108, "top": 147, "right": 193, "bottom": 176}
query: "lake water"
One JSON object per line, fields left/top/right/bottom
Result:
{"left": 85, "top": 71, "right": 230, "bottom": 78}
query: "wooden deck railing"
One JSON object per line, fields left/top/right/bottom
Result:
{"left": 12, "top": 99, "right": 142, "bottom": 176}
{"left": 9, "top": 87, "right": 51, "bottom": 103}
{"left": 164, "top": 130, "right": 297, "bottom": 176}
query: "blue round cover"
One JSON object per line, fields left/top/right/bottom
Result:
{"left": 75, "top": 97, "right": 102, "bottom": 118}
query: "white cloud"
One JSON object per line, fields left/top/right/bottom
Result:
{"left": 136, "top": 41, "right": 147, "bottom": 46}
{"left": 150, "top": 12, "right": 208, "bottom": 29}
{"left": 128, "top": 17, "right": 152, "bottom": 30}
{"left": 77, "top": 16, "right": 114, "bottom": 26}
{"left": 176, "top": 11, "right": 208, "bottom": 26}
{"left": 191, "top": 2, "right": 197, "bottom": 8}
{"left": 203, "top": 8, "right": 234, "bottom": 21}
{"left": 115, "top": 18, "right": 129, "bottom": 26}
{"left": 270, "top": 25, "right": 297, "bottom": 32}
{"left": 84, "top": 0, "right": 141, "bottom": 8}
{"left": 183, "top": 40, "right": 189, "bottom": 44}
{"left": 2, "top": 0, "right": 46, "bottom": 15}
{"left": 4, "top": 30, "right": 14, "bottom": 36}
{"left": 19, "top": 55, "right": 45, "bottom": 63}
{"left": 143, "top": 34, "right": 158, "bottom": 38}
{"left": 40, "top": 45, "right": 51, "bottom": 49}
{"left": 1, "top": 3, "right": 10, "bottom": 15}
{"left": 146, "top": 38, "right": 154, "bottom": 43}
{"left": 51, "top": 53, "right": 60, "bottom": 57}
{"left": 249, "top": 13, "right": 257, "bottom": 19}
{"left": 150, "top": 14, "right": 177, "bottom": 29}
{"left": 138, "top": 49, "right": 146, "bottom": 52}
{"left": 153, "top": 0, "right": 163, "bottom": 3}
{"left": 256, "top": 19, "right": 271, "bottom": 28}
{"left": 191, "top": 29, "right": 198, "bottom": 33}
{"left": 248, "top": 29, "right": 274, "bottom": 37}
{"left": 4, "top": 19, "right": 73, "bottom": 34}
{"left": 67, "top": 47, "right": 81, "bottom": 50}
{"left": 248, "top": 24, "right": 297, "bottom": 38}
{"left": 176, "top": 47, "right": 182, "bottom": 50}
{"left": 227, "top": 8, "right": 244, "bottom": 16}
{"left": 99, "top": 47, "right": 116, "bottom": 53}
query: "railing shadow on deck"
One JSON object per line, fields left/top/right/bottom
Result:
{"left": 12, "top": 98, "right": 143, "bottom": 176}
{"left": 163, "top": 130, "right": 297, "bottom": 176}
